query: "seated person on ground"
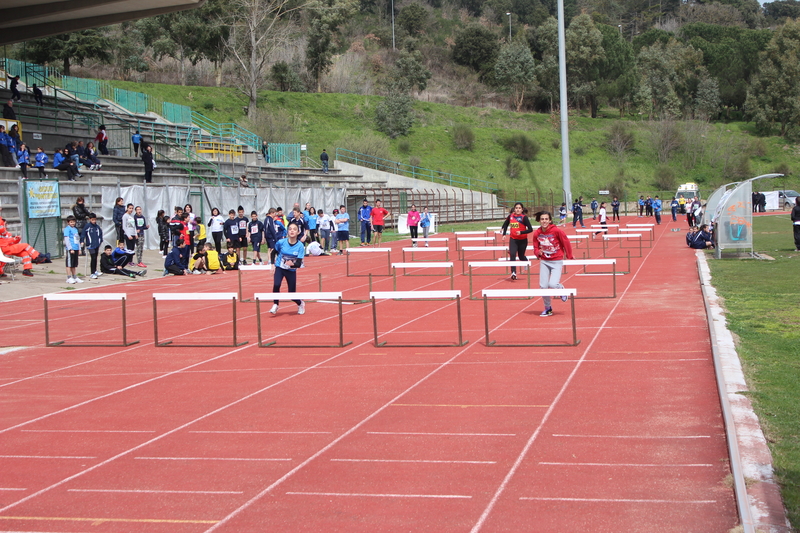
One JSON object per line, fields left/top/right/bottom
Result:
{"left": 163, "top": 240, "right": 190, "bottom": 276}
{"left": 223, "top": 245, "right": 239, "bottom": 270}
{"left": 100, "top": 245, "right": 145, "bottom": 277}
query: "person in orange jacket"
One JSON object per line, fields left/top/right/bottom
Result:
{"left": 0, "top": 205, "right": 47, "bottom": 277}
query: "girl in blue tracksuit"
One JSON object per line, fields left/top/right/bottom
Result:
{"left": 17, "top": 143, "right": 30, "bottom": 178}
{"left": 34, "top": 147, "right": 48, "bottom": 178}
{"left": 269, "top": 222, "right": 306, "bottom": 315}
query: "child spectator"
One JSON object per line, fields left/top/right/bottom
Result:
{"left": 32, "top": 84, "right": 44, "bottom": 106}
{"left": 248, "top": 210, "right": 265, "bottom": 264}
{"left": 0, "top": 126, "right": 12, "bottom": 167}
{"left": 34, "top": 147, "right": 48, "bottom": 178}
{"left": 307, "top": 207, "right": 318, "bottom": 243}
{"left": 223, "top": 244, "right": 239, "bottom": 270}
{"left": 195, "top": 218, "right": 207, "bottom": 250}
{"left": 133, "top": 205, "right": 149, "bottom": 267}
{"left": 112, "top": 240, "right": 138, "bottom": 273}
{"left": 318, "top": 209, "right": 332, "bottom": 252}
{"left": 558, "top": 203, "right": 567, "bottom": 226}
{"left": 121, "top": 203, "right": 137, "bottom": 253}
{"left": 81, "top": 212, "right": 104, "bottom": 279}
{"left": 156, "top": 210, "right": 170, "bottom": 258}
{"left": 169, "top": 206, "right": 184, "bottom": 247}
{"left": 17, "top": 143, "right": 30, "bottom": 178}
{"left": 203, "top": 242, "right": 223, "bottom": 274}
{"left": 288, "top": 207, "right": 307, "bottom": 243}
{"left": 95, "top": 125, "right": 109, "bottom": 155}
{"left": 330, "top": 208, "right": 339, "bottom": 250}
{"left": 190, "top": 246, "right": 208, "bottom": 274}
{"left": 112, "top": 197, "right": 125, "bottom": 243}
{"left": 223, "top": 209, "right": 240, "bottom": 251}
{"left": 132, "top": 131, "right": 142, "bottom": 157}
{"left": 63, "top": 215, "right": 82, "bottom": 284}
{"left": 53, "top": 148, "right": 80, "bottom": 180}
{"left": 101, "top": 245, "right": 142, "bottom": 277}
{"left": 163, "top": 241, "right": 190, "bottom": 276}
{"left": 208, "top": 207, "right": 225, "bottom": 254}
{"left": 335, "top": 205, "right": 350, "bottom": 255}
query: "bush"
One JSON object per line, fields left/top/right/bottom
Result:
{"left": 574, "top": 145, "right": 586, "bottom": 156}
{"left": 606, "top": 122, "right": 635, "bottom": 159}
{"left": 375, "top": 91, "right": 415, "bottom": 138}
{"left": 338, "top": 132, "right": 391, "bottom": 167}
{"left": 608, "top": 168, "right": 626, "bottom": 198}
{"left": 751, "top": 138, "right": 768, "bottom": 157}
{"left": 653, "top": 165, "right": 676, "bottom": 191}
{"left": 775, "top": 162, "right": 792, "bottom": 176}
{"left": 409, "top": 156, "right": 421, "bottom": 167}
{"left": 505, "top": 155, "right": 522, "bottom": 179}
{"left": 551, "top": 138, "right": 560, "bottom": 149}
{"left": 500, "top": 133, "right": 540, "bottom": 161}
{"left": 453, "top": 124, "right": 475, "bottom": 150}
{"left": 241, "top": 108, "right": 295, "bottom": 144}
{"left": 398, "top": 140, "right": 411, "bottom": 153}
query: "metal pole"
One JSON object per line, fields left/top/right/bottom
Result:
{"left": 557, "top": 0, "right": 572, "bottom": 205}
{"left": 391, "top": 0, "right": 396, "bottom": 50}
{"left": 506, "top": 13, "right": 512, "bottom": 40}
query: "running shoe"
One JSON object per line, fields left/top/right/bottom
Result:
{"left": 138, "top": 270, "right": 147, "bottom": 277}
{"left": 90, "top": 273, "right": 98, "bottom": 279}
{"left": 22, "top": 270, "right": 33, "bottom": 277}
{"left": 269, "top": 304, "right": 278, "bottom": 315}
{"left": 95, "top": 271, "right": 103, "bottom": 277}
{"left": 137, "top": 262, "right": 147, "bottom": 268}
{"left": 561, "top": 294, "right": 569, "bottom": 302}
{"left": 66, "top": 277, "right": 75, "bottom": 284}
{"left": 75, "top": 277, "right": 84, "bottom": 283}
{"left": 297, "top": 302, "right": 305, "bottom": 315}
{"left": 540, "top": 308, "right": 553, "bottom": 317}
{"left": 511, "top": 272, "right": 517, "bottom": 280}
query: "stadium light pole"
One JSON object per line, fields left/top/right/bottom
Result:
{"left": 557, "top": 0, "right": 572, "bottom": 205}
{"left": 391, "top": 0, "right": 396, "bottom": 50}
{"left": 506, "top": 13, "right": 512, "bottom": 41}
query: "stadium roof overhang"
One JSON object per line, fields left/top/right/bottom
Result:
{"left": 0, "top": 0, "right": 205, "bottom": 46}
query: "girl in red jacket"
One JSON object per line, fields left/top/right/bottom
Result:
{"left": 500, "top": 202, "right": 533, "bottom": 280}
{"left": 532, "top": 211, "right": 573, "bottom": 316}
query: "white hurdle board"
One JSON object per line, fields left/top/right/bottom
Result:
{"left": 43, "top": 293, "right": 137, "bottom": 347}
{"left": 369, "top": 290, "right": 466, "bottom": 347}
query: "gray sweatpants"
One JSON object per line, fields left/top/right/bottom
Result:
{"left": 539, "top": 259, "right": 564, "bottom": 308}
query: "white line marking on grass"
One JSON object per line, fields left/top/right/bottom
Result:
{"left": 0, "top": 455, "right": 95, "bottom": 459}
{"left": 519, "top": 497, "right": 717, "bottom": 504}
{"left": 286, "top": 492, "right": 471, "bottom": 499}
{"left": 469, "top": 227, "right": 679, "bottom": 533}
{"left": 67, "top": 489, "right": 243, "bottom": 495}
{"left": 134, "top": 457, "right": 291, "bottom": 462}
{"left": 367, "top": 431, "right": 516, "bottom": 437}
{"left": 552, "top": 434, "right": 711, "bottom": 439}
{"left": 538, "top": 462, "right": 713, "bottom": 467}
{"left": 330, "top": 458, "right": 496, "bottom": 464}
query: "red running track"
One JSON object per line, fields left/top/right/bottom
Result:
{"left": 0, "top": 216, "right": 737, "bottom": 532}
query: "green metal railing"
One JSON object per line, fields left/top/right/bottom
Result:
{"left": 335, "top": 148, "right": 499, "bottom": 194}
{"left": 192, "top": 112, "right": 261, "bottom": 151}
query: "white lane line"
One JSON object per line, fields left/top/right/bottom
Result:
{"left": 0, "top": 488, "right": 26, "bottom": 491}
{"left": 189, "top": 431, "right": 331, "bottom": 435}
{"left": 538, "top": 462, "right": 714, "bottom": 467}
{"left": 67, "top": 489, "right": 243, "bottom": 495}
{"left": 286, "top": 492, "right": 471, "bottom": 499}
{"left": 367, "top": 431, "right": 516, "bottom": 437}
{"left": 330, "top": 459, "right": 496, "bottom": 464}
{"left": 21, "top": 430, "right": 156, "bottom": 433}
{"left": 519, "top": 497, "right": 717, "bottom": 504}
{"left": 552, "top": 434, "right": 711, "bottom": 439}
{"left": 0, "top": 455, "right": 95, "bottom": 459}
{"left": 134, "top": 457, "right": 292, "bottom": 462}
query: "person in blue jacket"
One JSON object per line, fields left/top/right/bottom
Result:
{"left": 0, "top": 126, "right": 12, "bottom": 167}
{"left": 34, "top": 147, "right": 48, "bottom": 178}
{"left": 670, "top": 197, "right": 679, "bottom": 222}
{"left": 269, "top": 222, "right": 306, "bottom": 315}
{"left": 53, "top": 148, "right": 80, "bottom": 180}
{"left": 571, "top": 198, "right": 585, "bottom": 228}
{"left": 163, "top": 240, "right": 190, "bottom": 275}
{"left": 653, "top": 195, "right": 663, "bottom": 225}
{"left": 81, "top": 212, "right": 104, "bottom": 278}
{"left": 132, "top": 131, "right": 142, "bottom": 157}
{"left": 17, "top": 143, "right": 30, "bottom": 178}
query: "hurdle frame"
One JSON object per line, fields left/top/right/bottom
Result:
{"left": 458, "top": 246, "right": 507, "bottom": 272}
{"left": 603, "top": 233, "right": 643, "bottom": 258}
{"left": 370, "top": 290, "right": 467, "bottom": 347}
{"left": 254, "top": 292, "right": 351, "bottom": 348}
{"left": 237, "top": 264, "right": 274, "bottom": 302}
{"left": 401, "top": 247, "right": 450, "bottom": 262}
{"left": 346, "top": 247, "right": 392, "bottom": 277}
{"left": 455, "top": 236, "right": 497, "bottom": 251}
{"left": 467, "top": 260, "right": 531, "bottom": 299}
{"left": 391, "top": 262, "right": 454, "bottom": 290}
{"left": 482, "top": 289, "right": 579, "bottom": 347}
{"left": 153, "top": 293, "right": 246, "bottom": 347}
{"left": 562, "top": 259, "right": 618, "bottom": 298}
{"left": 44, "top": 293, "right": 138, "bottom": 347}
{"left": 620, "top": 226, "right": 654, "bottom": 242}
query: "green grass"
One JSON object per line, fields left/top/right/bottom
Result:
{"left": 707, "top": 214, "right": 800, "bottom": 527}
{"left": 104, "top": 80, "right": 800, "bottom": 201}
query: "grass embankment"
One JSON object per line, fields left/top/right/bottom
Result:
{"left": 707, "top": 215, "right": 800, "bottom": 527}
{"left": 106, "top": 80, "right": 799, "bottom": 200}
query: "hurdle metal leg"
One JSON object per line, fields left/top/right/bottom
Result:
{"left": 371, "top": 295, "right": 468, "bottom": 348}
{"left": 46, "top": 297, "right": 138, "bottom": 347}
{"left": 154, "top": 297, "right": 247, "bottom": 347}
{"left": 258, "top": 297, "right": 352, "bottom": 348}
{"left": 483, "top": 295, "right": 580, "bottom": 347}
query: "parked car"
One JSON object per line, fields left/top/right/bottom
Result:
{"left": 778, "top": 190, "right": 799, "bottom": 210}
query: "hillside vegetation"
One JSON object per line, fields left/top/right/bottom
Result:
{"left": 108, "top": 80, "right": 800, "bottom": 199}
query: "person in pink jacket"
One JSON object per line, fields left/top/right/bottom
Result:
{"left": 407, "top": 205, "right": 421, "bottom": 246}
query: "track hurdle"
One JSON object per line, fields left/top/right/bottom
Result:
{"left": 346, "top": 247, "right": 392, "bottom": 277}
{"left": 456, "top": 236, "right": 496, "bottom": 251}
{"left": 590, "top": 224, "right": 619, "bottom": 232}
{"left": 153, "top": 293, "right": 246, "bottom": 347}
{"left": 603, "top": 233, "right": 643, "bottom": 258}
{"left": 391, "top": 262, "right": 454, "bottom": 290}
{"left": 562, "top": 259, "right": 618, "bottom": 298}
{"left": 411, "top": 237, "right": 449, "bottom": 248}
{"left": 402, "top": 246, "right": 449, "bottom": 262}
{"left": 44, "top": 293, "right": 138, "bottom": 347}
{"left": 254, "top": 292, "right": 351, "bottom": 348}
{"left": 459, "top": 245, "right": 507, "bottom": 272}
{"left": 238, "top": 263, "right": 274, "bottom": 302}
{"left": 620, "top": 226, "right": 654, "bottom": 242}
{"left": 369, "top": 290, "right": 467, "bottom": 347}
{"left": 482, "top": 288, "right": 579, "bottom": 346}
{"left": 468, "top": 260, "right": 531, "bottom": 299}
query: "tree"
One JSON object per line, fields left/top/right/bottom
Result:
{"left": 141, "top": 9, "right": 212, "bottom": 85}
{"left": 21, "top": 30, "right": 111, "bottom": 75}
{"left": 494, "top": 41, "right": 536, "bottom": 111}
{"left": 105, "top": 22, "right": 150, "bottom": 80}
{"left": 226, "top": 0, "right": 308, "bottom": 117}
{"left": 452, "top": 26, "right": 500, "bottom": 78}
{"left": 565, "top": 14, "right": 605, "bottom": 117}
{"left": 390, "top": 50, "right": 431, "bottom": 93}
{"left": 530, "top": 17, "right": 560, "bottom": 111}
{"left": 305, "top": 0, "right": 358, "bottom": 93}
{"left": 636, "top": 38, "right": 707, "bottom": 118}
{"left": 397, "top": 3, "right": 428, "bottom": 35}
{"left": 374, "top": 84, "right": 415, "bottom": 138}
{"left": 271, "top": 61, "right": 304, "bottom": 91}
{"left": 695, "top": 75, "right": 721, "bottom": 119}
{"left": 597, "top": 23, "right": 637, "bottom": 116}
{"left": 746, "top": 19, "right": 800, "bottom": 138}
